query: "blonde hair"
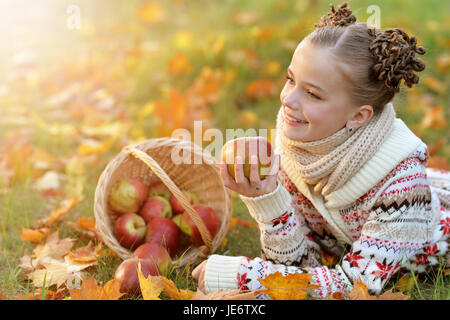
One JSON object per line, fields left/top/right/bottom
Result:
{"left": 306, "top": 2, "right": 426, "bottom": 113}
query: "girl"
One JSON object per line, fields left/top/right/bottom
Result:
{"left": 192, "top": 2, "right": 450, "bottom": 298}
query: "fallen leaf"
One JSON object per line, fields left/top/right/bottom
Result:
{"left": 14, "top": 288, "right": 66, "bottom": 300}
{"left": 393, "top": 275, "right": 418, "bottom": 292}
{"left": 421, "top": 106, "right": 447, "bottom": 129}
{"left": 423, "top": 76, "right": 445, "bottom": 94}
{"left": 191, "top": 289, "right": 257, "bottom": 300}
{"left": 348, "top": 278, "right": 409, "bottom": 300}
{"left": 428, "top": 156, "right": 450, "bottom": 171}
{"left": 160, "top": 277, "right": 195, "bottom": 300}
{"left": 36, "top": 198, "right": 82, "bottom": 227}
{"left": 66, "top": 241, "right": 101, "bottom": 264}
{"left": 20, "top": 227, "right": 50, "bottom": 243}
{"left": 137, "top": 261, "right": 164, "bottom": 300}
{"left": 256, "top": 272, "right": 320, "bottom": 300}
{"left": 69, "top": 277, "right": 124, "bottom": 300}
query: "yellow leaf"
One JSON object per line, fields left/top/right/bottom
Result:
{"left": 393, "top": 275, "right": 418, "bottom": 292}
{"left": 137, "top": 261, "right": 164, "bottom": 300}
{"left": 256, "top": 272, "right": 320, "bottom": 300}
{"left": 423, "top": 76, "right": 445, "bottom": 94}
{"left": 136, "top": 2, "right": 166, "bottom": 24}
{"left": 160, "top": 277, "right": 195, "bottom": 300}
{"left": 421, "top": 106, "right": 447, "bottom": 129}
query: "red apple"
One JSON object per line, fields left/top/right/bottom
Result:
{"left": 139, "top": 196, "right": 172, "bottom": 223}
{"left": 147, "top": 181, "right": 171, "bottom": 201}
{"left": 114, "top": 258, "right": 161, "bottom": 295}
{"left": 145, "top": 217, "right": 180, "bottom": 257}
{"left": 133, "top": 243, "right": 172, "bottom": 275}
{"left": 221, "top": 136, "right": 275, "bottom": 180}
{"left": 114, "top": 213, "right": 146, "bottom": 250}
{"left": 172, "top": 205, "right": 220, "bottom": 246}
{"left": 170, "top": 191, "right": 200, "bottom": 214}
{"left": 108, "top": 177, "right": 148, "bottom": 214}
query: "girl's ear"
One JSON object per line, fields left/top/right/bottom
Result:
{"left": 346, "top": 105, "right": 374, "bottom": 131}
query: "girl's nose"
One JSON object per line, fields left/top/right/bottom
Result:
{"left": 282, "top": 89, "right": 301, "bottom": 111}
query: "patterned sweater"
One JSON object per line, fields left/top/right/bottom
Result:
{"left": 204, "top": 119, "right": 450, "bottom": 298}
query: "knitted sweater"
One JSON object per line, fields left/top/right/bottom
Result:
{"left": 204, "top": 119, "right": 450, "bottom": 298}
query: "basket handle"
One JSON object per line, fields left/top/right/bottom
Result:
{"left": 122, "top": 145, "right": 213, "bottom": 254}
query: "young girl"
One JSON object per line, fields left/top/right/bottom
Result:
{"left": 192, "top": 2, "right": 450, "bottom": 298}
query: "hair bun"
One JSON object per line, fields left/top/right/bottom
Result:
{"left": 315, "top": 2, "right": 357, "bottom": 29}
{"left": 369, "top": 28, "right": 426, "bottom": 92}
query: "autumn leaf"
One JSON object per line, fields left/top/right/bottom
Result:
{"left": 166, "top": 52, "right": 193, "bottom": 75}
{"left": 393, "top": 275, "right": 418, "bottom": 292}
{"left": 256, "top": 272, "right": 320, "bottom": 300}
{"left": 160, "top": 277, "right": 196, "bottom": 300}
{"left": 66, "top": 241, "right": 101, "bottom": 264}
{"left": 245, "top": 79, "right": 279, "bottom": 101}
{"left": 14, "top": 288, "right": 66, "bottom": 300}
{"left": 136, "top": 2, "right": 166, "bottom": 24}
{"left": 137, "top": 261, "right": 164, "bottom": 300}
{"left": 348, "top": 278, "right": 409, "bottom": 300}
{"left": 36, "top": 198, "right": 82, "bottom": 227}
{"left": 191, "top": 289, "right": 257, "bottom": 300}
{"left": 423, "top": 76, "right": 445, "bottom": 94}
{"left": 428, "top": 156, "right": 450, "bottom": 171}
{"left": 20, "top": 227, "right": 50, "bottom": 243}
{"left": 421, "top": 106, "right": 447, "bottom": 129}
{"left": 69, "top": 277, "right": 124, "bottom": 300}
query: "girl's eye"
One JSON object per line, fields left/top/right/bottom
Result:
{"left": 285, "top": 76, "right": 294, "bottom": 84}
{"left": 307, "top": 90, "right": 320, "bottom": 100}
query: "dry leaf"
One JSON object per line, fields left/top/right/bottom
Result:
{"left": 256, "top": 272, "right": 320, "bottom": 300}
{"left": 137, "top": 261, "right": 164, "bottom": 300}
{"left": 14, "top": 288, "right": 66, "bottom": 300}
{"left": 20, "top": 227, "right": 50, "bottom": 243}
{"left": 69, "top": 277, "right": 124, "bottom": 300}
{"left": 36, "top": 198, "right": 81, "bottom": 227}
{"left": 160, "top": 277, "right": 195, "bottom": 300}
{"left": 348, "top": 278, "right": 409, "bottom": 300}
{"left": 191, "top": 289, "right": 257, "bottom": 300}
{"left": 66, "top": 241, "right": 101, "bottom": 264}
{"left": 393, "top": 275, "right": 418, "bottom": 292}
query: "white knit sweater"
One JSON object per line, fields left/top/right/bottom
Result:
{"left": 204, "top": 119, "right": 450, "bottom": 298}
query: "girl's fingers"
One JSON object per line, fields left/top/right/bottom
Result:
{"left": 249, "top": 155, "right": 262, "bottom": 186}
{"left": 234, "top": 156, "right": 248, "bottom": 185}
{"left": 219, "top": 162, "right": 238, "bottom": 189}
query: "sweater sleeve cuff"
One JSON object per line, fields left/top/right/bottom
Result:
{"left": 239, "top": 181, "right": 292, "bottom": 224}
{"left": 204, "top": 254, "right": 245, "bottom": 293}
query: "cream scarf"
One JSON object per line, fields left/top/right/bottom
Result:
{"left": 275, "top": 103, "right": 396, "bottom": 197}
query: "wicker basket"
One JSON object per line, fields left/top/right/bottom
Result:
{"left": 94, "top": 137, "right": 233, "bottom": 266}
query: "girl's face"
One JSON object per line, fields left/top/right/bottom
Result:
{"left": 280, "top": 39, "right": 371, "bottom": 142}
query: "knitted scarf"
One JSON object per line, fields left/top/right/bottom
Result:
{"left": 275, "top": 103, "right": 396, "bottom": 197}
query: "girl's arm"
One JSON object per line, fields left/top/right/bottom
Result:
{"left": 204, "top": 160, "right": 443, "bottom": 298}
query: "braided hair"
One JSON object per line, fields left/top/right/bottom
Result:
{"left": 305, "top": 2, "right": 426, "bottom": 112}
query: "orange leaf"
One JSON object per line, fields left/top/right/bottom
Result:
{"left": 256, "top": 272, "right": 320, "bottom": 300}
{"left": 421, "top": 106, "right": 447, "bottom": 129}
{"left": 20, "top": 227, "right": 50, "bottom": 243}
{"left": 245, "top": 79, "right": 279, "bottom": 101}
{"left": 166, "top": 53, "right": 192, "bottom": 75}
{"left": 69, "top": 277, "right": 124, "bottom": 300}
{"left": 423, "top": 76, "right": 445, "bottom": 94}
{"left": 37, "top": 198, "right": 81, "bottom": 226}
{"left": 67, "top": 241, "right": 100, "bottom": 264}
{"left": 428, "top": 156, "right": 450, "bottom": 171}
{"left": 348, "top": 278, "right": 409, "bottom": 300}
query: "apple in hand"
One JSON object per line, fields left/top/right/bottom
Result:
{"left": 221, "top": 136, "right": 275, "bottom": 180}
{"left": 145, "top": 217, "right": 180, "bottom": 257}
{"left": 139, "top": 196, "right": 172, "bottom": 223}
{"left": 114, "top": 213, "right": 146, "bottom": 250}
{"left": 147, "top": 181, "right": 171, "bottom": 201}
{"left": 114, "top": 258, "right": 161, "bottom": 295}
{"left": 172, "top": 205, "right": 220, "bottom": 246}
{"left": 170, "top": 191, "right": 200, "bottom": 214}
{"left": 108, "top": 177, "right": 148, "bottom": 214}
{"left": 133, "top": 243, "right": 172, "bottom": 275}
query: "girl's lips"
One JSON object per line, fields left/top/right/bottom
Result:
{"left": 283, "top": 111, "right": 308, "bottom": 126}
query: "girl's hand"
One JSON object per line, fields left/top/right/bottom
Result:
{"left": 192, "top": 260, "right": 207, "bottom": 293}
{"left": 219, "top": 154, "right": 280, "bottom": 198}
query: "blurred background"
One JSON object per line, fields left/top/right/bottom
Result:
{"left": 0, "top": 0, "right": 448, "bottom": 299}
